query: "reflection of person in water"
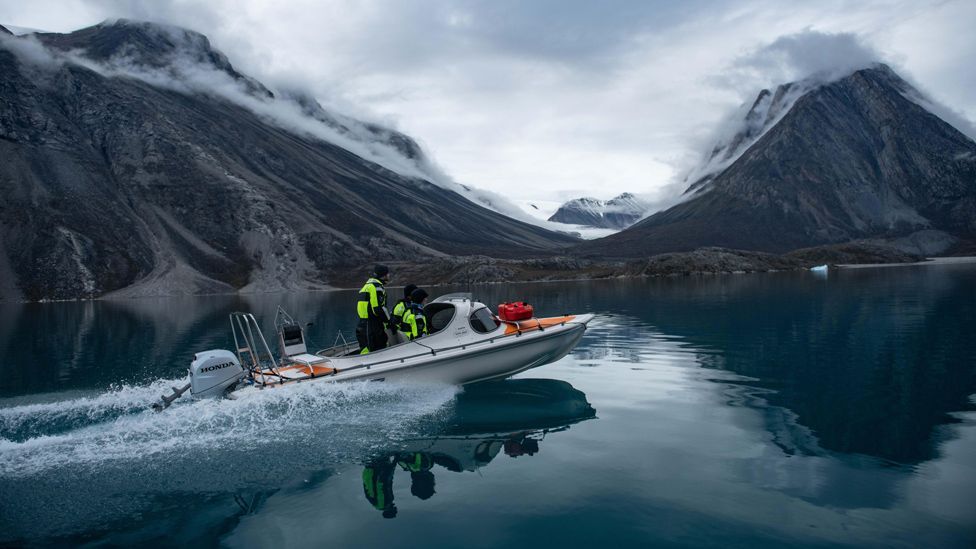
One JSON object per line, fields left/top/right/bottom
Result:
{"left": 361, "top": 433, "right": 546, "bottom": 517}
{"left": 398, "top": 452, "right": 436, "bottom": 501}
{"left": 362, "top": 452, "right": 437, "bottom": 519}
{"left": 362, "top": 456, "right": 398, "bottom": 519}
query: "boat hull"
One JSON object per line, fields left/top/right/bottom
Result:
{"left": 335, "top": 321, "right": 587, "bottom": 385}
{"left": 248, "top": 316, "right": 591, "bottom": 389}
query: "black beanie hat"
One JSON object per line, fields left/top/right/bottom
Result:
{"left": 373, "top": 264, "right": 390, "bottom": 277}
{"left": 411, "top": 288, "right": 429, "bottom": 303}
{"left": 403, "top": 284, "right": 418, "bottom": 299}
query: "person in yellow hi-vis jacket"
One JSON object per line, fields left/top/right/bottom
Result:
{"left": 356, "top": 264, "right": 391, "bottom": 354}
{"left": 391, "top": 283, "right": 418, "bottom": 342}
{"left": 402, "top": 288, "right": 429, "bottom": 340}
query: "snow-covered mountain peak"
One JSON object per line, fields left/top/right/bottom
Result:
{"left": 548, "top": 193, "right": 652, "bottom": 229}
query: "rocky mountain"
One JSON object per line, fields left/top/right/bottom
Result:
{"left": 682, "top": 82, "right": 804, "bottom": 194}
{"left": 548, "top": 193, "right": 650, "bottom": 229}
{"left": 578, "top": 65, "right": 976, "bottom": 257}
{"left": 0, "top": 20, "right": 576, "bottom": 301}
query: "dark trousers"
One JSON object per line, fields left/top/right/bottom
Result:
{"left": 356, "top": 318, "right": 388, "bottom": 353}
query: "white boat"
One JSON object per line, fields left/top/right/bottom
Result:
{"left": 156, "top": 294, "right": 594, "bottom": 409}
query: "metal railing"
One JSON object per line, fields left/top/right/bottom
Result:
{"left": 230, "top": 312, "right": 283, "bottom": 384}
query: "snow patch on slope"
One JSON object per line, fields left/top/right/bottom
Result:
{"left": 1, "top": 24, "right": 49, "bottom": 36}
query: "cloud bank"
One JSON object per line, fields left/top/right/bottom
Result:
{"left": 732, "top": 30, "right": 881, "bottom": 87}
{"left": 674, "top": 30, "right": 883, "bottom": 197}
{"left": 0, "top": 23, "right": 561, "bottom": 231}
{"left": 2, "top": 0, "right": 975, "bottom": 215}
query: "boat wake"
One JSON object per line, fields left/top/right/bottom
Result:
{"left": 0, "top": 378, "right": 190, "bottom": 443}
{"left": 0, "top": 378, "right": 459, "bottom": 479}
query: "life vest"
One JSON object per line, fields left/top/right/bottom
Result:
{"left": 392, "top": 299, "right": 411, "bottom": 332}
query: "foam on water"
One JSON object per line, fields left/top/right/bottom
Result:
{"left": 0, "top": 377, "right": 189, "bottom": 441}
{"left": 0, "top": 378, "right": 459, "bottom": 478}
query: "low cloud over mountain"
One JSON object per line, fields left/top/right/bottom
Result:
{"left": 579, "top": 64, "right": 976, "bottom": 257}
{"left": 0, "top": 21, "right": 575, "bottom": 300}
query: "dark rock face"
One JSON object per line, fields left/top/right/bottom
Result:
{"left": 579, "top": 65, "right": 976, "bottom": 258}
{"left": 786, "top": 242, "right": 923, "bottom": 265}
{"left": 0, "top": 22, "right": 574, "bottom": 301}
{"left": 632, "top": 247, "right": 805, "bottom": 274}
{"left": 386, "top": 247, "right": 808, "bottom": 287}
{"left": 548, "top": 193, "right": 648, "bottom": 229}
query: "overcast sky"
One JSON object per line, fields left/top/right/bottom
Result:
{"left": 2, "top": 0, "right": 974, "bottom": 209}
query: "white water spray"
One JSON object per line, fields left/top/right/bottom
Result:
{"left": 0, "top": 379, "right": 459, "bottom": 478}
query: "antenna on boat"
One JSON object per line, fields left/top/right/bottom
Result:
{"left": 274, "top": 306, "right": 297, "bottom": 331}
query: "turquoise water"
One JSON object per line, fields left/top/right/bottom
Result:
{"left": 1, "top": 265, "right": 975, "bottom": 547}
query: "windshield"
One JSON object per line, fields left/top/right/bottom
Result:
{"left": 425, "top": 303, "right": 456, "bottom": 334}
{"left": 469, "top": 307, "right": 501, "bottom": 333}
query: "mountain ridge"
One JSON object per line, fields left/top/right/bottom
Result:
{"left": 578, "top": 65, "right": 976, "bottom": 257}
{"left": 0, "top": 21, "right": 576, "bottom": 301}
{"left": 34, "top": 19, "right": 272, "bottom": 98}
{"left": 548, "top": 192, "right": 650, "bottom": 229}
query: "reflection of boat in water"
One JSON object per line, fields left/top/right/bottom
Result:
{"left": 157, "top": 294, "right": 593, "bottom": 409}
{"left": 442, "top": 377, "right": 598, "bottom": 435}
{"left": 361, "top": 378, "right": 596, "bottom": 518}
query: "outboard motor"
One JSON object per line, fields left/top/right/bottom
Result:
{"left": 190, "top": 350, "right": 245, "bottom": 398}
{"left": 152, "top": 349, "right": 245, "bottom": 412}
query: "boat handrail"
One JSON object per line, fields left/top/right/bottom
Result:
{"left": 230, "top": 312, "right": 282, "bottom": 381}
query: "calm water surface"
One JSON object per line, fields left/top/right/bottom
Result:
{"left": 1, "top": 265, "right": 975, "bottom": 547}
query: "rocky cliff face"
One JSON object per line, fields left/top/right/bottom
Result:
{"left": 548, "top": 193, "right": 650, "bottom": 229}
{"left": 0, "top": 21, "right": 575, "bottom": 301}
{"left": 578, "top": 65, "right": 976, "bottom": 257}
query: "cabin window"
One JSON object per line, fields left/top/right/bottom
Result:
{"left": 469, "top": 307, "right": 500, "bottom": 334}
{"left": 424, "top": 303, "right": 456, "bottom": 334}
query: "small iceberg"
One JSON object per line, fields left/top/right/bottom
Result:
{"left": 810, "top": 264, "right": 829, "bottom": 273}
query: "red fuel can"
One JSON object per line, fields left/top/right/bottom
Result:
{"left": 498, "top": 301, "right": 534, "bottom": 321}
